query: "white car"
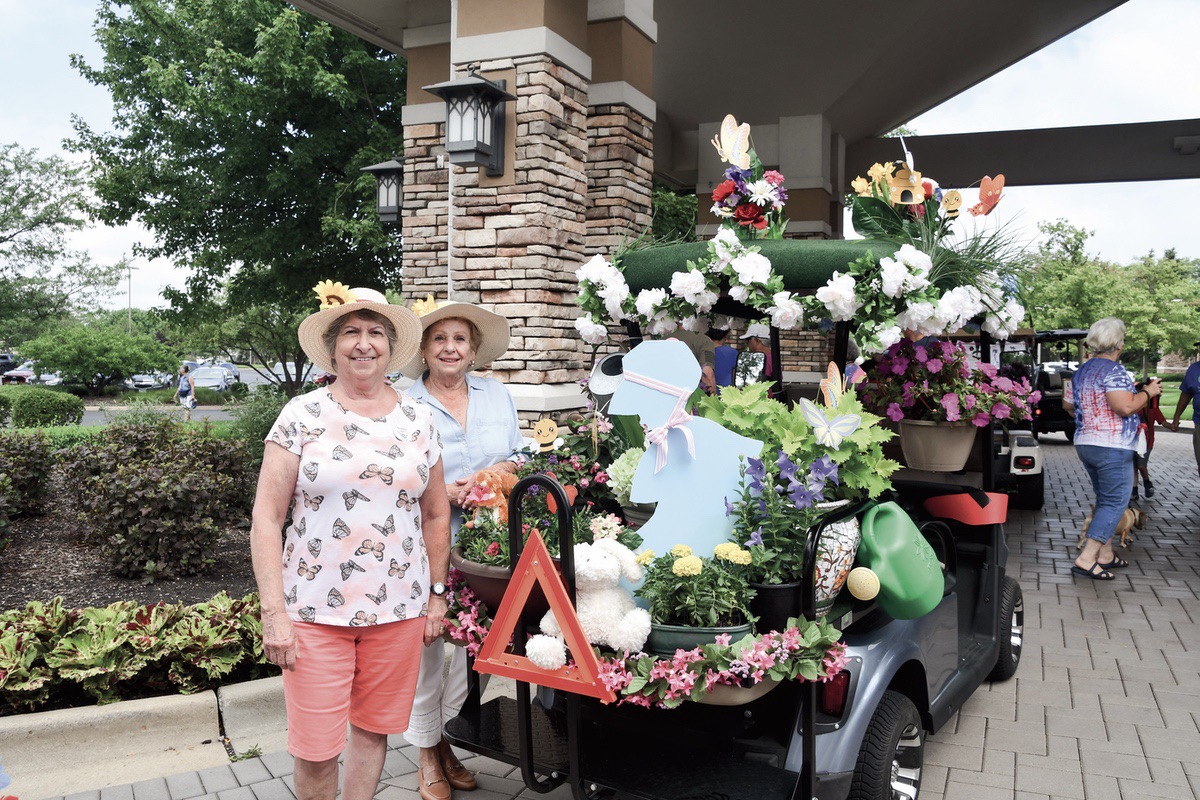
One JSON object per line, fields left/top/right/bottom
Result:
{"left": 191, "top": 366, "right": 233, "bottom": 392}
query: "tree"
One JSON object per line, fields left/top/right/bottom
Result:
{"left": 1123, "top": 251, "right": 1200, "bottom": 375}
{"left": 193, "top": 302, "right": 313, "bottom": 396}
{"left": 1022, "top": 220, "right": 1135, "bottom": 331}
{"left": 651, "top": 181, "right": 697, "bottom": 243}
{"left": 27, "top": 325, "right": 177, "bottom": 394}
{"left": 0, "top": 143, "right": 89, "bottom": 275}
{"left": 70, "top": 0, "right": 408, "bottom": 314}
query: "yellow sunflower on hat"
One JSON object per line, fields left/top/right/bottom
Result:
{"left": 313, "top": 280, "right": 356, "bottom": 309}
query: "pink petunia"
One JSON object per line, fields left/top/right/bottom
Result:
{"left": 978, "top": 362, "right": 998, "bottom": 379}
{"left": 913, "top": 345, "right": 928, "bottom": 363}
{"left": 972, "top": 411, "right": 991, "bottom": 427}
{"left": 891, "top": 356, "right": 910, "bottom": 375}
{"left": 991, "top": 402, "right": 1011, "bottom": 420}
{"left": 992, "top": 376, "right": 1015, "bottom": 392}
{"left": 926, "top": 358, "right": 943, "bottom": 374}
{"left": 887, "top": 402, "right": 905, "bottom": 422}
{"left": 963, "top": 394, "right": 977, "bottom": 410}
{"left": 940, "top": 393, "right": 961, "bottom": 422}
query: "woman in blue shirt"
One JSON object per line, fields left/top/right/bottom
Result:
{"left": 1065, "top": 318, "right": 1162, "bottom": 580}
{"left": 399, "top": 300, "right": 523, "bottom": 800}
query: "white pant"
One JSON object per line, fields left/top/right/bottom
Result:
{"left": 404, "top": 639, "right": 472, "bottom": 748}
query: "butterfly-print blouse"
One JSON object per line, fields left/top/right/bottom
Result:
{"left": 266, "top": 388, "right": 443, "bottom": 627}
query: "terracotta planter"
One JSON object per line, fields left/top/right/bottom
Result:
{"left": 898, "top": 419, "right": 977, "bottom": 472}
{"left": 620, "top": 501, "right": 657, "bottom": 529}
{"left": 450, "top": 547, "right": 552, "bottom": 620}
{"left": 748, "top": 581, "right": 801, "bottom": 634}
{"left": 646, "top": 621, "right": 753, "bottom": 655}
{"left": 695, "top": 677, "right": 781, "bottom": 706}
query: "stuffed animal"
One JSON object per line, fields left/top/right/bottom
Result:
{"left": 464, "top": 467, "right": 519, "bottom": 526}
{"left": 525, "top": 538, "right": 652, "bottom": 670}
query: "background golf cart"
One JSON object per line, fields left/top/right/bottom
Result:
{"left": 444, "top": 240, "right": 1024, "bottom": 800}
{"left": 1029, "top": 329, "right": 1088, "bottom": 442}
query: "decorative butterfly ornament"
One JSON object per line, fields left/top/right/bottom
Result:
{"left": 798, "top": 398, "right": 862, "bottom": 450}
{"left": 969, "top": 174, "right": 1005, "bottom": 216}
{"left": 711, "top": 113, "right": 752, "bottom": 171}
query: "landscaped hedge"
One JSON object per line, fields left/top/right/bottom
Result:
{"left": 0, "top": 431, "right": 54, "bottom": 516}
{"left": 0, "top": 473, "right": 13, "bottom": 554}
{"left": 0, "top": 386, "right": 85, "bottom": 427}
{"left": 16, "top": 424, "right": 103, "bottom": 451}
{"left": 0, "top": 392, "right": 11, "bottom": 427}
{"left": 229, "top": 385, "right": 290, "bottom": 468}
{"left": 0, "top": 592, "right": 275, "bottom": 714}
{"left": 58, "top": 418, "right": 256, "bottom": 581}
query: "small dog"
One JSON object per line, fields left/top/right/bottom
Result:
{"left": 1077, "top": 506, "right": 1148, "bottom": 550}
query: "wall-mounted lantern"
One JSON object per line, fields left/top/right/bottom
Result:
{"left": 422, "top": 69, "right": 516, "bottom": 177}
{"left": 361, "top": 158, "right": 404, "bottom": 224}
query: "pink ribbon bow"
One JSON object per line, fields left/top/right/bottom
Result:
{"left": 622, "top": 369, "right": 696, "bottom": 473}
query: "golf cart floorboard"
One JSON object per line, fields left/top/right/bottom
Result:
{"left": 444, "top": 696, "right": 802, "bottom": 800}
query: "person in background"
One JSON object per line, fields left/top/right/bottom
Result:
{"left": 709, "top": 320, "right": 737, "bottom": 389}
{"left": 1064, "top": 318, "right": 1162, "bottom": 580}
{"left": 1169, "top": 357, "right": 1200, "bottom": 480}
{"left": 399, "top": 299, "right": 524, "bottom": 800}
{"left": 1132, "top": 377, "right": 1167, "bottom": 500}
{"left": 740, "top": 323, "right": 778, "bottom": 398}
{"left": 251, "top": 285, "right": 450, "bottom": 800}
{"left": 173, "top": 365, "right": 196, "bottom": 421}
{"left": 667, "top": 325, "right": 716, "bottom": 394}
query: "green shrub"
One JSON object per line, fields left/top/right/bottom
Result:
{"left": 0, "top": 592, "right": 274, "bottom": 713}
{"left": 0, "top": 473, "right": 13, "bottom": 553}
{"left": 0, "top": 392, "right": 11, "bottom": 427}
{"left": 107, "top": 398, "right": 177, "bottom": 427}
{"left": 193, "top": 387, "right": 226, "bottom": 406}
{"left": 28, "top": 425, "right": 104, "bottom": 452}
{"left": 229, "top": 385, "right": 289, "bottom": 467}
{"left": 0, "top": 431, "right": 54, "bottom": 515}
{"left": 58, "top": 419, "right": 255, "bottom": 579}
{"left": 5, "top": 386, "right": 85, "bottom": 427}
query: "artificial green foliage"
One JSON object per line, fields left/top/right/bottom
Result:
{"left": 58, "top": 419, "right": 255, "bottom": 580}
{"left": 0, "top": 592, "right": 273, "bottom": 713}
{"left": 0, "top": 430, "right": 54, "bottom": 515}
{"left": 3, "top": 387, "right": 85, "bottom": 427}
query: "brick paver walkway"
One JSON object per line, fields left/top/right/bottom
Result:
{"left": 57, "top": 431, "right": 1200, "bottom": 800}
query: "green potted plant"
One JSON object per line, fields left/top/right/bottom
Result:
{"left": 634, "top": 543, "right": 755, "bottom": 655}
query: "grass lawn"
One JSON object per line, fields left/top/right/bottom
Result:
{"left": 1155, "top": 383, "right": 1194, "bottom": 423}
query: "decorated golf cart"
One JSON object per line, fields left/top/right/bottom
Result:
{"left": 440, "top": 120, "right": 1029, "bottom": 800}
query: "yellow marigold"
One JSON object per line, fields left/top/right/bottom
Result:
{"left": 312, "top": 280, "right": 356, "bottom": 309}
{"left": 851, "top": 175, "right": 872, "bottom": 196}
{"left": 412, "top": 294, "right": 441, "bottom": 317}
{"left": 670, "top": 544, "right": 693, "bottom": 558}
{"left": 713, "top": 542, "right": 739, "bottom": 560}
{"left": 726, "top": 548, "right": 752, "bottom": 566}
{"left": 672, "top": 555, "right": 703, "bottom": 577}
{"left": 635, "top": 549, "right": 656, "bottom": 566}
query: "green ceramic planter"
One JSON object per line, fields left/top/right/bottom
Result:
{"left": 646, "top": 621, "right": 753, "bottom": 655}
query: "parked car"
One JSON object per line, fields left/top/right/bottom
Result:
{"left": 2, "top": 360, "right": 61, "bottom": 386}
{"left": 272, "top": 361, "right": 314, "bottom": 383}
{"left": 217, "top": 361, "right": 241, "bottom": 381}
{"left": 0, "top": 354, "right": 16, "bottom": 373}
{"left": 125, "top": 373, "right": 168, "bottom": 391}
{"left": 191, "top": 366, "right": 232, "bottom": 392}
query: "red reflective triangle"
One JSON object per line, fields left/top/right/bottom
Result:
{"left": 473, "top": 529, "right": 616, "bottom": 702}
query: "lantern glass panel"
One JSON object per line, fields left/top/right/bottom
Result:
{"left": 478, "top": 101, "right": 493, "bottom": 147}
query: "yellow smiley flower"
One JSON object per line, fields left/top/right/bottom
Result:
{"left": 670, "top": 544, "right": 693, "bottom": 558}
{"left": 635, "top": 549, "right": 656, "bottom": 566}
{"left": 672, "top": 555, "right": 703, "bottom": 577}
{"left": 312, "top": 280, "right": 356, "bottom": 309}
{"left": 411, "top": 294, "right": 441, "bottom": 317}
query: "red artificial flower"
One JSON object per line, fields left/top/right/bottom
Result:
{"left": 733, "top": 203, "right": 765, "bottom": 228}
{"left": 712, "top": 179, "right": 737, "bottom": 203}
{"left": 485, "top": 541, "right": 501, "bottom": 557}
{"left": 922, "top": 180, "right": 934, "bottom": 199}
{"left": 764, "top": 170, "right": 785, "bottom": 187}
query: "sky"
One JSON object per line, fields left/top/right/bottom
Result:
{"left": 1, "top": 0, "right": 1198, "bottom": 311}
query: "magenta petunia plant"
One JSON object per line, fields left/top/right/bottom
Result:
{"left": 861, "top": 339, "right": 1041, "bottom": 427}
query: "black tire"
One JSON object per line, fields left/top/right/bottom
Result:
{"left": 1012, "top": 472, "right": 1044, "bottom": 510}
{"left": 848, "top": 690, "right": 924, "bottom": 800}
{"left": 988, "top": 576, "right": 1023, "bottom": 681}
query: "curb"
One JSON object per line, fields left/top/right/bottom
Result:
{"left": 0, "top": 678, "right": 287, "bottom": 799}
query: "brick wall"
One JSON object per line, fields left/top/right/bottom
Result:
{"left": 401, "top": 123, "right": 449, "bottom": 301}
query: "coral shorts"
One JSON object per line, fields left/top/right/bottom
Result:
{"left": 282, "top": 618, "right": 425, "bottom": 761}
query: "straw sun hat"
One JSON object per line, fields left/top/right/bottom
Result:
{"left": 297, "top": 282, "right": 422, "bottom": 375}
{"left": 399, "top": 297, "right": 510, "bottom": 379}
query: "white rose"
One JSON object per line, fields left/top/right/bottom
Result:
{"left": 815, "top": 272, "right": 861, "bottom": 322}
{"left": 897, "top": 301, "right": 938, "bottom": 336}
{"left": 728, "top": 284, "right": 750, "bottom": 303}
{"left": 635, "top": 288, "right": 668, "bottom": 318}
{"left": 730, "top": 251, "right": 772, "bottom": 286}
{"left": 895, "top": 243, "right": 930, "bottom": 271}
{"left": 598, "top": 277, "right": 629, "bottom": 322}
{"left": 670, "top": 269, "right": 707, "bottom": 301}
{"left": 879, "top": 257, "right": 909, "bottom": 298}
{"left": 875, "top": 324, "right": 903, "bottom": 350}
{"left": 712, "top": 227, "right": 741, "bottom": 263}
{"left": 645, "top": 317, "right": 677, "bottom": 336}
{"left": 768, "top": 291, "right": 804, "bottom": 330}
{"left": 576, "top": 254, "right": 617, "bottom": 286}
{"left": 679, "top": 316, "right": 707, "bottom": 333}
{"left": 574, "top": 316, "right": 608, "bottom": 345}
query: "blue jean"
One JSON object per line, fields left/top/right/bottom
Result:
{"left": 1076, "top": 445, "right": 1135, "bottom": 544}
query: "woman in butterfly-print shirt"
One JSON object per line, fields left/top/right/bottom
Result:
{"left": 250, "top": 286, "right": 450, "bottom": 800}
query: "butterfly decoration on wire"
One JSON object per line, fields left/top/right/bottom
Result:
{"left": 711, "top": 113, "right": 752, "bottom": 171}
{"left": 969, "top": 174, "right": 1005, "bottom": 216}
{"left": 798, "top": 362, "right": 864, "bottom": 449}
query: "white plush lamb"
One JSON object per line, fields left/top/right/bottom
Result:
{"left": 525, "top": 538, "right": 651, "bottom": 670}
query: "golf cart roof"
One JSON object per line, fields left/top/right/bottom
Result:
{"left": 618, "top": 239, "right": 898, "bottom": 299}
{"left": 1035, "top": 329, "right": 1088, "bottom": 342}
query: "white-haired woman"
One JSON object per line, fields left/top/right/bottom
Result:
{"left": 1065, "top": 317, "right": 1162, "bottom": 580}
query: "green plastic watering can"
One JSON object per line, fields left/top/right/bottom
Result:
{"left": 857, "top": 501, "right": 945, "bottom": 620}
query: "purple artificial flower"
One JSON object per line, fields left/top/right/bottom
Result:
{"left": 809, "top": 455, "right": 840, "bottom": 486}
{"left": 926, "top": 358, "right": 943, "bottom": 374}
{"left": 940, "top": 393, "right": 961, "bottom": 422}
{"left": 890, "top": 356, "right": 910, "bottom": 375}
{"left": 789, "top": 482, "right": 819, "bottom": 510}
{"left": 992, "top": 402, "right": 1011, "bottom": 420}
{"left": 724, "top": 166, "right": 753, "bottom": 184}
{"left": 724, "top": 496, "right": 736, "bottom": 517}
{"left": 887, "top": 402, "right": 905, "bottom": 422}
{"left": 776, "top": 451, "right": 799, "bottom": 483}
{"left": 746, "top": 457, "right": 766, "bottom": 483}
{"left": 747, "top": 528, "right": 764, "bottom": 547}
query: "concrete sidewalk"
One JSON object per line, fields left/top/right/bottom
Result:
{"left": 8, "top": 431, "right": 1199, "bottom": 800}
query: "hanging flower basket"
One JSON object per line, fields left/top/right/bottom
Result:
{"left": 898, "top": 419, "right": 977, "bottom": 472}
{"left": 695, "top": 677, "right": 781, "bottom": 706}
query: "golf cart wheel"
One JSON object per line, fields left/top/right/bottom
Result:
{"left": 1013, "top": 472, "right": 1044, "bottom": 510}
{"left": 848, "top": 690, "right": 923, "bottom": 800}
{"left": 988, "top": 576, "right": 1024, "bottom": 681}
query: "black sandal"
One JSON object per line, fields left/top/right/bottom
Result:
{"left": 1071, "top": 563, "right": 1116, "bottom": 581}
{"left": 1098, "top": 556, "right": 1129, "bottom": 569}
